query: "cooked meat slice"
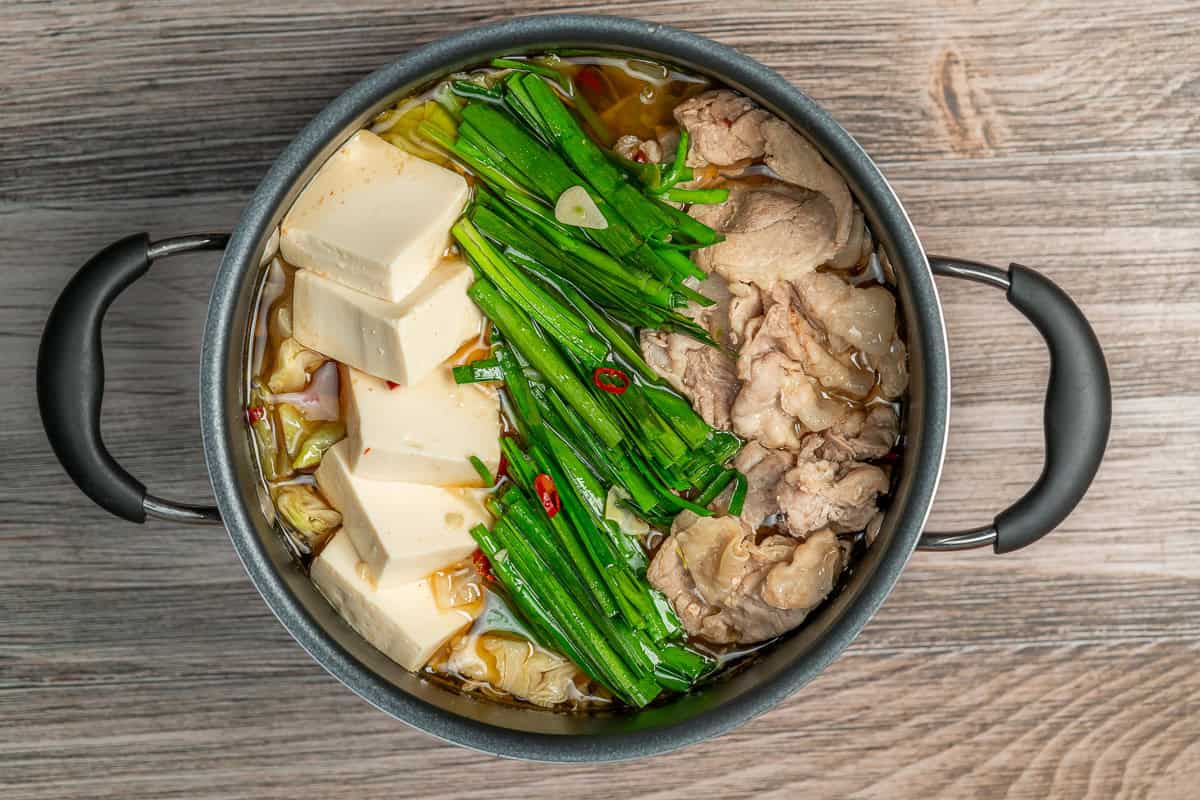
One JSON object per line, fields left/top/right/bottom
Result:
{"left": 732, "top": 441, "right": 794, "bottom": 527}
{"left": 760, "top": 118, "right": 854, "bottom": 249}
{"left": 730, "top": 351, "right": 805, "bottom": 449}
{"left": 759, "top": 529, "right": 846, "bottom": 611}
{"left": 681, "top": 273, "right": 735, "bottom": 346}
{"left": 738, "top": 283, "right": 877, "bottom": 400}
{"left": 805, "top": 403, "right": 901, "bottom": 462}
{"left": 778, "top": 459, "right": 889, "bottom": 536}
{"left": 646, "top": 512, "right": 846, "bottom": 644}
{"left": 779, "top": 372, "right": 861, "bottom": 434}
{"left": 794, "top": 271, "right": 897, "bottom": 358}
{"left": 689, "top": 182, "right": 839, "bottom": 285}
{"left": 728, "top": 277, "right": 904, "bottom": 451}
{"left": 640, "top": 330, "right": 739, "bottom": 430}
{"left": 673, "top": 90, "right": 771, "bottom": 167}
{"left": 733, "top": 436, "right": 892, "bottom": 533}
{"left": 726, "top": 281, "right": 763, "bottom": 347}
{"left": 674, "top": 90, "right": 855, "bottom": 257}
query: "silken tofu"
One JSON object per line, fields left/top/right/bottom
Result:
{"left": 291, "top": 258, "right": 482, "bottom": 387}
{"left": 315, "top": 440, "right": 487, "bottom": 587}
{"left": 311, "top": 530, "right": 474, "bottom": 671}
{"left": 279, "top": 130, "right": 469, "bottom": 302}
{"left": 344, "top": 366, "right": 501, "bottom": 486}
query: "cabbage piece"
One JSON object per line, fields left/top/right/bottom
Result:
{"left": 446, "top": 634, "right": 583, "bottom": 708}
{"left": 251, "top": 259, "right": 288, "bottom": 375}
{"left": 277, "top": 403, "right": 310, "bottom": 460}
{"left": 375, "top": 100, "right": 457, "bottom": 164}
{"left": 267, "top": 338, "right": 325, "bottom": 393}
{"left": 248, "top": 383, "right": 282, "bottom": 481}
{"left": 292, "top": 421, "right": 345, "bottom": 470}
{"left": 267, "top": 361, "right": 339, "bottom": 421}
{"left": 275, "top": 484, "right": 340, "bottom": 552}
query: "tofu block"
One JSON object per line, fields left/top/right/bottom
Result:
{"left": 291, "top": 258, "right": 481, "bottom": 387}
{"left": 311, "top": 530, "right": 474, "bottom": 671}
{"left": 315, "top": 440, "right": 487, "bottom": 586}
{"left": 344, "top": 366, "right": 501, "bottom": 486}
{"left": 280, "top": 130, "right": 469, "bottom": 302}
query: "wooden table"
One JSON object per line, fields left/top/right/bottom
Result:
{"left": 3, "top": 2, "right": 1197, "bottom": 797}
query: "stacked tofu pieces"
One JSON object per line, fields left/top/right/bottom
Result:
{"left": 282, "top": 130, "right": 501, "bottom": 671}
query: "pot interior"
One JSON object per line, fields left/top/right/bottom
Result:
{"left": 203, "top": 16, "right": 947, "bottom": 759}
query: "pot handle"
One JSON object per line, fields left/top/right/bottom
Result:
{"left": 918, "top": 257, "right": 1111, "bottom": 553}
{"left": 37, "top": 233, "right": 229, "bottom": 525}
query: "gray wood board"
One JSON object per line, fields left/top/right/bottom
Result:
{"left": 2, "top": 1, "right": 1197, "bottom": 798}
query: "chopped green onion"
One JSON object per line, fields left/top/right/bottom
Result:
{"left": 663, "top": 187, "right": 730, "bottom": 205}
{"left": 728, "top": 471, "right": 749, "bottom": 516}
{"left": 468, "top": 279, "right": 624, "bottom": 448}
{"left": 469, "top": 455, "right": 495, "bottom": 487}
{"left": 452, "top": 359, "right": 503, "bottom": 384}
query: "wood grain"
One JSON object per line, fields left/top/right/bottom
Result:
{"left": 1, "top": 1, "right": 1197, "bottom": 798}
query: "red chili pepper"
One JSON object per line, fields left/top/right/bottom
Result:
{"left": 495, "top": 453, "right": 509, "bottom": 483}
{"left": 471, "top": 548, "right": 494, "bottom": 583}
{"left": 576, "top": 66, "right": 605, "bottom": 98}
{"left": 532, "top": 473, "right": 561, "bottom": 518}
{"left": 246, "top": 406, "right": 266, "bottom": 424}
{"left": 633, "top": 150, "right": 649, "bottom": 163}
{"left": 386, "top": 380, "right": 400, "bottom": 390}
{"left": 592, "top": 367, "right": 631, "bottom": 395}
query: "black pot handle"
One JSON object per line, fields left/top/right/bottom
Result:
{"left": 37, "top": 233, "right": 230, "bottom": 525}
{"left": 918, "top": 257, "right": 1111, "bottom": 553}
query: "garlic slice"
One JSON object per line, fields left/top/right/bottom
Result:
{"left": 554, "top": 185, "right": 608, "bottom": 230}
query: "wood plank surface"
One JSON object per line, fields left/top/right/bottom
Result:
{"left": 1, "top": 1, "right": 1197, "bottom": 797}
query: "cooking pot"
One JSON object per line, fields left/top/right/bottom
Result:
{"left": 36, "top": 14, "right": 1111, "bottom": 761}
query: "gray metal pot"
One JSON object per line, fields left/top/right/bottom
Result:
{"left": 36, "top": 14, "right": 1111, "bottom": 762}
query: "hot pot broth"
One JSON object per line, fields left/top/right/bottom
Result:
{"left": 246, "top": 53, "right": 905, "bottom": 711}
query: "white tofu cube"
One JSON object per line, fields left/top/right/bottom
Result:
{"left": 315, "top": 440, "right": 488, "bottom": 587}
{"left": 311, "top": 530, "right": 474, "bottom": 671}
{"left": 344, "top": 366, "right": 500, "bottom": 486}
{"left": 291, "top": 258, "right": 482, "bottom": 387}
{"left": 279, "top": 130, "right": 469, "bottom": 302}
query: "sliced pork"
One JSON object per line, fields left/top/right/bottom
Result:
{"left": 794, "top": 271, "right": 897, "bottom": 358}
{"left": 733, "top": 441, "right": 796, "bottom": 527}
{"left": 760, "top": 118, "right": 854, "bottom": 249}
{"left": 689, "top": 182, "right": 839, "bottom": 285}
{"left": 646, "top": 512, "right": 846, "bottom": 644}
{"left": 673, "top": 90, "right": 771, "bottom": 167}
{"left": 640, "top": 329, "right": 739, "bottom": 430}
{"left": 732, "top": 440, "right": 891, "bottom": 534}
{"left": 777, "top": 459, "right": 890, "bottom": 536}
{"left": 674, "top": 90, "right": 855, "bottom": 252}
{"left": 805, "top": 403, "right": 901, "bottom": 462}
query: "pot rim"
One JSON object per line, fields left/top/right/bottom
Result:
{"left": 200, "top": 13, "right": 950, "bottom": 762}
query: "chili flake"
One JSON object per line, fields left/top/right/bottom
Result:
{"left": 532, "top": 473, "right": 561, "bottom": 518}
{"left": 471, "top": 548, "right": 494, "bottom": 583}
